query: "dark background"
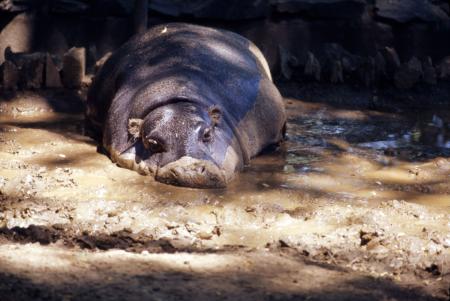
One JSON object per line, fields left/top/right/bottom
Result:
{"left": 1, "top": 0, "right": 449, "bottom": 80}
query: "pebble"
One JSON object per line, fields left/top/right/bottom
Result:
{"left": 443, "top": 238, "right": 450, "bottom": 248}
{"left": 197, "top": 231, "right": 213, "bottom": 240}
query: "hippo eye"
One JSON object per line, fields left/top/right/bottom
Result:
{"left": 202, "top": 127, "right": 213, "bottom": 143}
{"left": 144, "top": 138, "right": 165, "bottom": 153}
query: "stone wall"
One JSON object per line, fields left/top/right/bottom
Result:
{"left": 0, "top": 0, "right": 450, "bottom": 90}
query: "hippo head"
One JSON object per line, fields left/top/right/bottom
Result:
{"left": 122, "top": 101, "right": 243, "bottom": 188}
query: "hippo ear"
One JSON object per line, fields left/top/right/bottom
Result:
{"left": 208, "top": 106, "right": 221, "bottom": 126}
{"left": 128, "top": 118, "right": 144, "bottom": 139}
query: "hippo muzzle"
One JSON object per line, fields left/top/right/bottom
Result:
{"left": 111, "top": 149, "right": 235, "bottom": 189}
{"left": 156, "top": 156, "right": 228, "bottom": 188}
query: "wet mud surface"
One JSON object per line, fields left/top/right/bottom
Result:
{"left": 0, "top": 89, "right": 449, "bottom": 300}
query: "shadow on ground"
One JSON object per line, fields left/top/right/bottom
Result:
{"left": 0, "top": 237, "right": 443, "bottom": 301}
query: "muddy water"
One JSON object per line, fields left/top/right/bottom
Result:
{"left": 1, "top": 93, "right": 449, "bottom": 229}
{"left": 0, "top": 96, "right": 449, "bottom": 206}
{"left": 261, "top": 99, "right": 450, "bottom": 207}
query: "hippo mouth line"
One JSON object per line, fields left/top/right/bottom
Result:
{"left": 111, "top": 149, "right": 229, "bottom": 188}
{"left": 156, "top": 156, "right": 229, "bottom": 188}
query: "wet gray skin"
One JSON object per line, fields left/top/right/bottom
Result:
{"left": 117, "top": 102, "right": 240, "bottom": 188}
{"left": 87, "top": 23, "right": 286, "bottom": 189}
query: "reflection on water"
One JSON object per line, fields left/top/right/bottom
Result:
{"left": 236, "top": 100, "right": 450, "bottom": 207}
{"left": 280, "top": 100, "right": 450, "bottom": 164}
{"left": 358, "top": 114, "right": 450, "bottom": 150}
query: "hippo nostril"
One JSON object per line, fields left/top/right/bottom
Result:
{"left": 201, "top": 127, "right": 213, "bottom": 143}
{"left": 200, "top": 166, "right": 206, "bottom": 174}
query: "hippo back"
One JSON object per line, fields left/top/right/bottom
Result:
{"left": 87, "top": 23, "right": 285, "bottom": 164}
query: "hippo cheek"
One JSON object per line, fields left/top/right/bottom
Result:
{"left": 110, "top": 144, "right": 158, "bottom": 176}
{"left": 219, "top": 145, "right": 241, "bottom": 179}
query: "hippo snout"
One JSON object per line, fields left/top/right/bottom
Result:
{"left": 156, "top": 156, "right": 230, "bottom": 188}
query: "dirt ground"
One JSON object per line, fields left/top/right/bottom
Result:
{"left": 0, "top": 88, "right": 449, "bottom": 300}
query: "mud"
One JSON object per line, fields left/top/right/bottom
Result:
{"left": 0, "top": 89, "right": 449, "bottom": 300}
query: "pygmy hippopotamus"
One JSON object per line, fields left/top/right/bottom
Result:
{"left": 86, "top": 23, "right": 286, "bottom": 188}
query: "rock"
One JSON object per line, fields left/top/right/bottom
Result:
{"left": 149, "top": 0, "right": 269, "bottom": 20}
{"left": 22, "top": 56, "right": 44, "bottom": 89}
{"left": 62, "top": 47, "right": 85, "bottom": 89}
{"left": 95, "top": 51, "right": 112, "bottom": 74}
{"left": 273, "top": 0, "right": 366, "bottom": 19}
{"left": 438, "top": 56, "right": 450, "bottom": 80}
{"left": 323, "top": 43, "right": 359, "bottom": 72}
{"left": 322, "top": 43, "right": 362, "bottom": 82}
{"left": 383, "top": 47, "right": 401, "bottom": 68}
{"left": 0, "top": 13, "right": 35, "bottom": 63}
{"left": 278, "top": 45, "right": 298, "bottom": 80}
{"left": 0, "top": 0, "right": 31, "bottom": 12}
{"left": 4, "top": 47, "right": 46, "bottom": 89}
{"left": 374, "top": 51, "right": 386, "bottom": 81}
{"left": 197, "top": 231, "right": 213, "bottom": 240}
{"left": 360, "top": 56, "right": 376, "bottom": 87}
{"left": 304, "top": 51, "right": 321, "bottom": 81}
{"left": 4, "top": 46, "right": 13, "bottom": 62}
{"left": 394, "top": 57, "right": 423, "bottom": 89}
{"left": 372, "top": 22, "right": 395, "bottom": 52}
{"left": 45, "top": 54, "right": 62, "bottom": 88}
{"left": 0, "top": 0, "right": 12, "bottom": 11}
{"left": 4, "top": 46, "right": 46, "bottom": 69}
{"left": 375, "top": 0, "right": 449, "bottom": 23}
{"left": 382, "top": 47, "right": 401, "bottom": 78}
{"left": 330, "top": 60, "right": 344, "bottom": 84}
{"left": 422, "top": 57, "right": 436, "bottom": 85}
{"left": 341, "top": 56, "right": 359, "bottom": 74}
{"left": 1, "top": 60, "right": 19, "bottom": 90}
{"left": 408, "top": 56, "right": 423, "bottom": 73}
{"left": 323, "top": 43, "right": 348, "bottom": 61}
